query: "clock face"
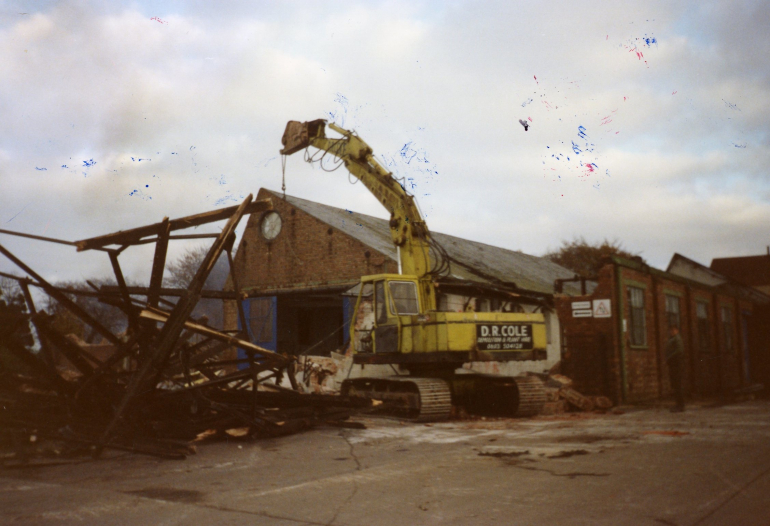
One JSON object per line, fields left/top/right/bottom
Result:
{"left": 260, "top": 212, "right": 282, "bottom": 240}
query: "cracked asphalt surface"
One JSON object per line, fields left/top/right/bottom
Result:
{"left": 2, "top": 400, "right": 770, "bottom": 525}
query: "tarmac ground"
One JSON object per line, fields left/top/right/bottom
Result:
{"left": 2, "top": 399, "right": 770, "bottom": 525}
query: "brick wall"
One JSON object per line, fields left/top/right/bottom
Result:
{"left": 713, "top": 294, "right": 746, "bottom": 393}
{"left": 618, "top": 267, "right": 660, "bottom": 402}
{"left": 223, "top": 189, "right": 395, "bottom": 332}
{"left": 556, "top": 264, "right": 622, "bottom": 403}
{"left": 686, "top": 289, "right": 749, "bottom": 396}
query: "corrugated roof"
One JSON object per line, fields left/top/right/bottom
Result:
{"left": 269, "top": 190, "right": 581, "bottom": 296}
{"left": 667, "top": 253, "right": 728, "bottom": 287}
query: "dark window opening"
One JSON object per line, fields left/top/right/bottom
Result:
{"left": 628, "top": 286, "right": 646, "bottom": 346}
{"left": 721, "top": 306, "right": 734, "bottom": 353}
{"left": 297, "top": 308, "right": 313, "bottom": 346}
{"left": 696, "top": 300, "right": 711, "bottom": 354}
{"left": 665, "top": 294, "right": 680, "bottom": 330}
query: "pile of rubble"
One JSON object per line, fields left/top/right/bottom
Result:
{"left": 539, "top": 373, "right": 614, "bottom": 415}
{"left": 0, "top": 196, "right": 371, "bottom": 465}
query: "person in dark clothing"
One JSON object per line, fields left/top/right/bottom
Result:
{"left": 665, "top": 326, "right": 685, "bottom": 412}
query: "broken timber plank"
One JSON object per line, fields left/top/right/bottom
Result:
{"left": 74, "top": 198, "right": 273, "bottom": 251}
{"left": 138, "top": 308, "right": 287, "bottom": 365}
{"left": 0, "top": 228, "right": 78, "bottom": 247}
{"left": 148, "top": 218, "right": 171, "bottom": 308}
{"left": 99, "top": 285, "right": 239, "bottom": 300}
{"left": 108, "top": 251, "right": 140, "bottom": 329}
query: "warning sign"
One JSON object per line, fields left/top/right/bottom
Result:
{"left": 593, "top": 299, "right": 611, "bottom": 318}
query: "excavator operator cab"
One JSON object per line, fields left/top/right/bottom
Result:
{"left": 351, "top": 275, "right": 422, "bottom": 354}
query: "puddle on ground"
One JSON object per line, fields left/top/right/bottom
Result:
{"left": 546, "top": 449, "right": 589, "bottom": 459}
{"left": 478, "top": 450, "right": 530, "bottom": 458}
{"left": 555, "top": 434, "right": 632, "bottom": 444}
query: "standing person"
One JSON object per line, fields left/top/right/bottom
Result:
{"left": 665, "top": 325, "right": 685, "bottom": 412}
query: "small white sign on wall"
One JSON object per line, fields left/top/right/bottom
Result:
{"left": 593, "top": 299, "right": 611, "bottom": 318}
{"left": 571, "top": 301, "right": 591, "bottom": 310}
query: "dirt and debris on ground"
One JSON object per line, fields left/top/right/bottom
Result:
{"left": 3, "top": 395, "right": 768, "bottom": 524}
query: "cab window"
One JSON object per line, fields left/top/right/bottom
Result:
{"left": 388, "top": 281, "right": 419, "bottom": 315}
{"left": 375, "top": 281, "right": 388, "bottom": 324}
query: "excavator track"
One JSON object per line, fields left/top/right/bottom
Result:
{"left": 464, "top": 374, "right": 547, "bottom": 417}
{"left": 341, "top": 374, "right": 546, "bottom": 421}
{"left": 341, "top": 377, "right": 452, "bottom": 422}
{"left": 510, "top": 375, "right": 547, "bottom": 417}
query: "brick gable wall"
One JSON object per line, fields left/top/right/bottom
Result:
{"left": 233, "top": 189, "right": 395, "bottom": 292}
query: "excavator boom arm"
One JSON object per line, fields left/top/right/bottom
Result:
{"left": 281, "top": 120, "right": 435, "bottom": 290}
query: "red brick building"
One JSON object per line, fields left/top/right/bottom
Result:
{"left": 555, "top": 255, "right": 770, "bottom": 405}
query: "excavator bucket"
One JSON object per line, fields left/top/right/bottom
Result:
{"left": 280, "top": 119, "right": 326, "bottom": 155}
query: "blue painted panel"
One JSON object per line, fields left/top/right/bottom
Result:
{"left": 238, "top": 296, "right": 277, "bottom": 369}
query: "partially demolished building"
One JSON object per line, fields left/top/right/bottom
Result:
{"left": 223, "top": 188, "right": 584, "bottom": 379}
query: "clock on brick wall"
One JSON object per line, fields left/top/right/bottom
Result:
{"left": 260, "top": 211, "right": 282, "bottom": 240}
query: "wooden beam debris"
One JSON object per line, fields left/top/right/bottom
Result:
{"left": 138, "top": 308, "right": 288, "bottom": 365}
{"left": 1, "top": 195, "right": 370, "bottom": 464}
{"left": 74, "top": 198, "right": 273, "bottom": 251}
{"left": 99, "top": 285, "right": 240, "bottom": 300}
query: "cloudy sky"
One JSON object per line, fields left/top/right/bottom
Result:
{"left": 1, "top": 0, "right": 768, "bottom": 286}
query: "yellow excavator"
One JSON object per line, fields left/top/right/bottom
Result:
{"left": 281, "top": 120, "right": 547, "bottom": 421}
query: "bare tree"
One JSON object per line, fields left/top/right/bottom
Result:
{"left": 45, "top": 278, "right": 128, "bottom": 341}
{"left": 0, "top": 275, "right": 22, "bottom": 303}
{"left": 165, "top": 245, "right": 210, "bottom": 289}
{"left": 165, "top": 245, "right": 230, "bottom": 290}
{"left": 164, "top": 245, "right": 231, "bottom": 329}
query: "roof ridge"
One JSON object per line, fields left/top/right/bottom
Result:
{"left": 261, "top": 188, "right": 579, "bottom": 295}
{"left": 266, "top": 188, "right": 536, "bottom": 259}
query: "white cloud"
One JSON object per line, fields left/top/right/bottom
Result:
{"left": 1, "top": 0, "right": 769, "bottom": 285}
